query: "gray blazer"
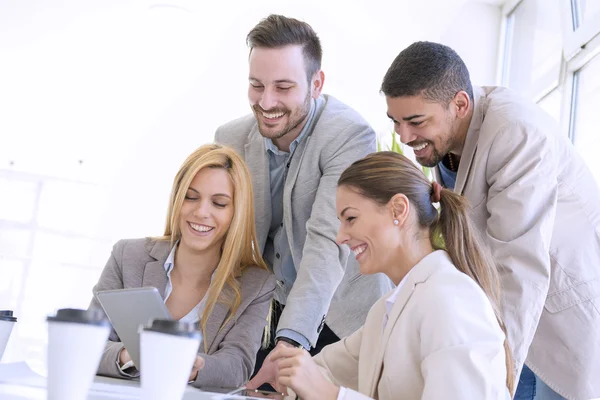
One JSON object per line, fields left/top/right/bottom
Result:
{"left": 89, "top": 238, "right": 276, "bottom": 388}
{"left": 215, "top": 94, "right": 394, "bottom": 346}
{"left": 434, "top": 86, "right": 600, "bottom": 400}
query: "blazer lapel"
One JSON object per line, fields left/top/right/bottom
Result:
{"left": 283, "top": 96, "right": 327, "bottom": 246}
{"left": 282, "top": 135, "right": 311, "bottom": 252}
{"left": 454, "top": 86, "right": 485, "bottom": 195}
{"left": 365, "top": 251, "right": 452, "bottom": 397}
{"left": 366, "top": 279, "right": 417, "bottom": 397}
{"left": 283, "top": 135, "right": 311, "bottom": 200}
{"left": 245, "top": 128, "right": 271, "bottom": 253}
{"left": 142, "top": 240, "right": 170, "bottom": 298}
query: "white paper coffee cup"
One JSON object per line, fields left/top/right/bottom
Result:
{"left": 46, "top": 308, "right": 110, "bottom": 400}
{"left": 140, "top": 319, "right": 201, "bottom": 400}
{"left": 0, "top": 310, "right": 17, "bottom": 362}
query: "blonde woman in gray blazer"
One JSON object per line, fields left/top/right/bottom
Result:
{"left": 89, "top": 144, "right": 276, "bottom": 388}
{"left": 381, "top": 42, "right": 600, "bottom": 400}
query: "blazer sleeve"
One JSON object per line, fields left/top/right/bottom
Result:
{"left": 313, "top": 326, "right": 363, "bottom": 391}
{"left": 419, "top": 283, "right": 510, "bottom": 400}
{"left": 191, "top": 274, "right": 276, "bottom": 388}
{"left": 88, "top": 240, "right": 129, "bottom": 378}
{"left": 484, "top": 122, "right": 557, "bottom": 373}
{"left": 277, "top": 123, "right": 376, "bottom": 346}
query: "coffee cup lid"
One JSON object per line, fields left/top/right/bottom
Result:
{"left": 47, "top": 308, "right": 109, "bottom": 326}
{"left": 0, "top": 310, "right": 16, "bottom": 322}
{"left": 143, "top": 319, "right": 201, "bottom": 339}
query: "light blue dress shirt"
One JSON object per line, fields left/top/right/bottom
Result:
{"left": 438, "top": 159, "right": 457, "bottom": 190}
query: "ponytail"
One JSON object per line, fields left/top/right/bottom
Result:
{"left": 433, "top": 187, "right": 515, "bottom": 393}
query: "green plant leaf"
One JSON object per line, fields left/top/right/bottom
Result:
{"left": 390, "top": 131, "right": 403, "bottom": 155}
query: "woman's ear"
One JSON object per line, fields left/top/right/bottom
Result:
{"left": 389, "top": 193, "right": 410, "bottom": 226}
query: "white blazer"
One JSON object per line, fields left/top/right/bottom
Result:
{"left": 313, "top": 251, "right": 511, "bottom": 400}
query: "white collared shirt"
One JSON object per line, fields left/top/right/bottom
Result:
{"left": 383, "top": 269, "right": 411, "bottom": 331}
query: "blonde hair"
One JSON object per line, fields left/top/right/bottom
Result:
{"left": 157, "top": 143, "right": 269, "bottom": 350}
{"left": 338, "top": 151, "right": 514, "bottom": 393}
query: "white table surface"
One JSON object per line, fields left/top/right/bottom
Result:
{"left": 0, "top": 382, "right": 220, "bottom": 400}
{"left": 0, "top": 361, "right": 231, "bottom": 400}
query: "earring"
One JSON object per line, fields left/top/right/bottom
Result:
{"left": 393, "top": 219, "right": 399, "bottom": 225}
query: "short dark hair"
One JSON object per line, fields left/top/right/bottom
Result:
{"left": 381, "top": 41, "right": 473, "bottom": 104}
{"left": 246, "top": 14, "right": 322, "bottom": 82}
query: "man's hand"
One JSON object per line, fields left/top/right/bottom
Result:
{"left": 270, "top": 346, "right": 339, "bottom": 400}
{"left": 189, "top": 355, "right": 205, "bottom": 382}
{"left": 246, "top": 341, "right": 297, "bottom": 392}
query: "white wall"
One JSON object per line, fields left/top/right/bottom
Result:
{"left": 440, "top": 2, "right": 503, "bottom": 86}
{"left": 0, "top": 0, "right": 501, "bottom": 369}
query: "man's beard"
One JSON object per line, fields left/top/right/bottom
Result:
{"left": 412, "top": 133, "right": 456, "bottom": 168}
{"left": 253, "top": 91, "right": 312, "bottom": 140}
{"left": 413, "top": 115, "right": 457, "bottom": 168}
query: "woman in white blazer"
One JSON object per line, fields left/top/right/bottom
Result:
{"left": 270, "top": 151, "right": 514, "bottom": 400}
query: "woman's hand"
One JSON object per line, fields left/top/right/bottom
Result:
{"left": 119, "top": 348, "right": 132, "bottom": 366}
{"left": 270, "top": 347, "right": 340, "bottom": 400}
{"left": 189, "top": 355, "right": 205, "bottom": 382}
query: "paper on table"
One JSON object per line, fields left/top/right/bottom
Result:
{"left": 0, "top": 362, "right": 140, "bottom": 396}
{"left": 0, "top": 362, "right": 46, "bottom": 388}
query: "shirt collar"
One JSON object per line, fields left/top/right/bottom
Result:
{"left": 385, "top": 269, "right": 411, "bottom": 316}
{"left": 163, "top": 240, "right": 218, "bottom": 282}
{"left": 164, "top": 240, "right": 178, "bottom": 274}
{"left": 384, "top": 250, "right": 453, "bottom": 317}
{"left": 465, "top": 85, "right": 485, "bottom": 144}
{"left": 264, "top": 98, "right": 316, "bottom": 155}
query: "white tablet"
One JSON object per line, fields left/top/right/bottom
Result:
{"left": 95, "top": 287, "right": 171, "bottom": 370}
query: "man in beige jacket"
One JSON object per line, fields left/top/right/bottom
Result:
{"left": 381, "top": 41, "right": 600, "bottom": 400}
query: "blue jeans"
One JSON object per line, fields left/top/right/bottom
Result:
{"left": 514, "top": 364, "right": 566, "bottom": 400}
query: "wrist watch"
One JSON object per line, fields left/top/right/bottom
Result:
{"left": 277, "top": 337, "right": 304, "bottom": 349}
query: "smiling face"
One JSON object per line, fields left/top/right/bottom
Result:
{"left": 178, "top": 167, "right": 234, "bottom": 256}
{"left": 248, "top": 45, "right": 322, "bottom": 145}
{"left": 386, "top": 94, "right": 462, "bottom": 168}
{"left": 335, "top": 185, "right": 402, "bottom": 277}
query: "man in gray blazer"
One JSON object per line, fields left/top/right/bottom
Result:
{"left": 215, "top": 14, "right": 393, "bottom": 389}
{"left": 381, "top": 41, "right": 600, "bottom": 400}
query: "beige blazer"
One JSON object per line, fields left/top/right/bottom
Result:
{"left": 313, "top": 251, "right": 510, "bottom": 400}
{"left": 434, "top": 86, "right": 600, "bottom": 400}
{"left": 88, "top": 238, "right": 276, "bottom": 388}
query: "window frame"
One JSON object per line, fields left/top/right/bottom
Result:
{"left": 562, "top": 0, "right": 600, "bottom": 60}
{"left": 498, "top": 0, "right": 565, "bottom": 103}
{"left": 498, "top": 0, "right": 600, "bottom": 144}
